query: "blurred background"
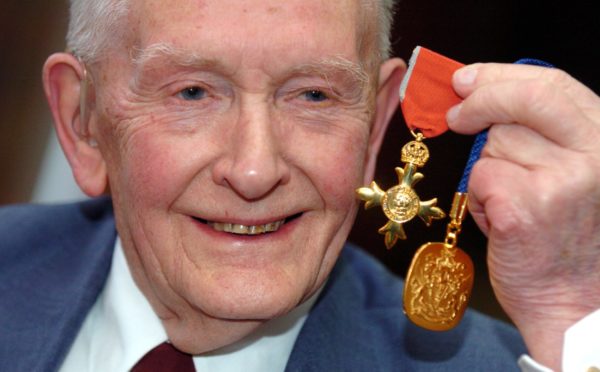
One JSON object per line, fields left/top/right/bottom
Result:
{"left": 1, "top": 0, "right": 598, "bottom": 321}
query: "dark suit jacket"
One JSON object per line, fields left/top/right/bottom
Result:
{"left": 0, "top": 198, "right": 527, "bottom": 371}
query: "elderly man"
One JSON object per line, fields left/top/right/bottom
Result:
{"left": 1, "top": 0, "right": 599, "bottom": 370}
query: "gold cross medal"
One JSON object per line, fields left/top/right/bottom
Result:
{"left": 356, "top": 132, "right": 445, "bottom": 249}
{"left": 356, "top": 46, "right": 475, "bottom": 331}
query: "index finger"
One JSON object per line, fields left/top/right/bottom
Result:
{"left": 453, "top": 63, "right": 599, "bottom": 109}
{"left": 447, "top": 66, "right": 600, "bottom": 150}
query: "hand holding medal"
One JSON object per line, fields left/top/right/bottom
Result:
{"left": 448, "top": 58, "right": 600, "bottom": 368}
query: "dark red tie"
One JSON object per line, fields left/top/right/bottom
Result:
{"left": 131, "top": 342, "right": 195, "bottom": 372}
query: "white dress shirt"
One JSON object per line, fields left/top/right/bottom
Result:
{"left": 60, "top": 238, "right": 315, "bottom": 372}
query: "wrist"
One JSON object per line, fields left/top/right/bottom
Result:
{"left": 512, "top": 307, "right": 598, "bottom": 370}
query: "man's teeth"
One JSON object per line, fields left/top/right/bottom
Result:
{"left": 208, "top": 220, "right": 285, "bottom": 235}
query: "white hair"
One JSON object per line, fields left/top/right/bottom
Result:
{"left": 66, "top": 0, "right": 397, "bottom": 63}
{"left": 375, "top": 0, "right": 397, "bottom": 60}
{"left": 66, "top": 0, "right": 129, "bottom": 63}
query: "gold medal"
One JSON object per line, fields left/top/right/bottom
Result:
{"left": 356, "top": 131, "right": 446, "bottom": 249}
{"left": 403, "top": 192, "right": 474, "bottom": 331}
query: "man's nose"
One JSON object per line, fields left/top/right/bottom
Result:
{"left": 212, "top": 106, "right": 291, "bottom": 200}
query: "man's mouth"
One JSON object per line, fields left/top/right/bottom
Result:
{"left": 193, "top": 213, "right": 302, "bottom": 235}
{"left": 208, "top": 220, "right": 284, "bottom": 235}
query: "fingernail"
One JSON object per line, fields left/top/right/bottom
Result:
{"left": 455, "top": 67, "right": 478, "bottom": 86}
{"left": 446, "top": 103, "right": 462, "bottom": 125}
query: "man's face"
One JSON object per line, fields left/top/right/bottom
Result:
{"left": 92, "top": 0, "right": 379, "bottom": 336}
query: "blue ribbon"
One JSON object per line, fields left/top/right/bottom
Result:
{"left": 456, "top": 58, "right": 554, "bottom": 193}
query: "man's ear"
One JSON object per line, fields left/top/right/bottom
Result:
{"left": 42, "top": 53, "right": 107, "bottom": 197}
{"left": 363, "top": 58, "right": 407, "bottom": 183}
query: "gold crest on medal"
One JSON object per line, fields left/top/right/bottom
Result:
{"left": 404, "top": 193, "right": 475, "bottom": 331}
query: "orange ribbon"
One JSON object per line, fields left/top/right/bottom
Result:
{"left": 399, "top": 47, "right": 464, "bottom": 138}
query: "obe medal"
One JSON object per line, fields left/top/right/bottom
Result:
{"left": 356, "top": 131, "right": 446, "bottom": 249}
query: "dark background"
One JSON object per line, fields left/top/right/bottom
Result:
{"left": 1, "top": 0, "right": 598, "bottom": 321}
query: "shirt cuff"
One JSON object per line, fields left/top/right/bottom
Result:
{"left": 563, "top": 308, "right": 600, "bottom": 372}
{"left": 518, "top": 355, "right": 553, "bottom": 372}
{"left": 517, "top": 308, "right": 600, "bottom": 372}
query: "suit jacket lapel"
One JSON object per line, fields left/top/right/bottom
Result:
{"left": 285, "top": 246, "right": 382, "bottom": 372}
{"left": 0, "top": 198, "right": 116, "bottom": 372}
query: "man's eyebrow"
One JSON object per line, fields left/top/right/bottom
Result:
{"left": 290, "top": 57, "right": 371, "bottom": 88}
{"left": 131, "top": 42, "right": 226, "bottom": 73}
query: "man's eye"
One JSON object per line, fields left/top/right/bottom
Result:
{"left": 178, "top": 86, "right": 206, "bottom": 101}
{"left": 301, "top": 89, "right": 329, "bottom": 102}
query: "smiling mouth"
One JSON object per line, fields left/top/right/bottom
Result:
{"left": 193, "top": 213, "right": 302, "bottom": 235}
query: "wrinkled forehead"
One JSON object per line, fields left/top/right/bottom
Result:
{"left": 124, "top": 0, "right": 374, "bottom": 72}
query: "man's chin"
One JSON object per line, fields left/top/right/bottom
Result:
{"left": 165, "top": 316, "right": 265, "bottom": 355}
{"left": 196, "top": 284, "right": 310, "bottom": 321}
{"left": 177, "top": 258, "right": 324, "bottom": 318}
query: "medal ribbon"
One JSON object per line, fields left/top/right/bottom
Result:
{"left": 400, "top": 46, "right": 553, "bottom": 193}
{"left": 399, "top": 47, "right": 464, "bottom": 138}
